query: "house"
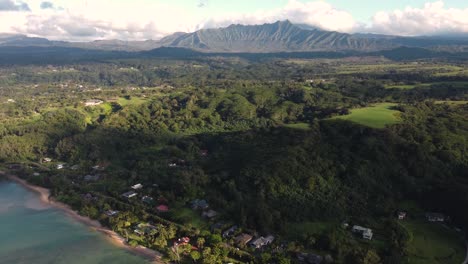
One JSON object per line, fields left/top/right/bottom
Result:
{"left": 142, "top": 196, "right": 154, "bottom": 204}
{"left": 398, "top": 211, "right": 407, "bottom": 220}
{"left": 222, "top": 225, "right": 238, "bottom": 238}
{"left": 235, "top": 234, "right": 253, "bottom": 246}
{"left": 426, "top": 213, "right": 446, "bottom": 222}
{"left": 7, "top": 98, "right": 15, "bottom": 103}
{"left": 202, "top": 210, "right": 218, "bottom": 219}
{"left": 352, "top": 225, "right": 373, "bottom": 240}
{"left": 56, "top": 163, "right": 66, "bottom": 170}
{"left": 250, "top": 235, "right": 275, "bottom": 249}
{"left": 122, "top": 191, "right": 137, "bottom": 199}
{"left": 156, "top": 205, "right": 169, "bottom": 213}
{"left": 191, "top": 199, "right": 209, "bottom": 210}
{"left": 174, "top": 237, "right": 191, "bottom": 247}
{"left": 134, "top": 223, "right": 157, "bottom": 236}
{"left": 92, "top": 165, "right": 106, "bottom": 171}
{"left": 105, "top": 210, "right": 119, "bottom": 217}
{"left": 84, "top": 99, "right": 103, "bottom": 106}
{"left": 84, "top": 175, "right": 100, "bottom": 182}
{"left": 82, "top": 193, "right": 98, "bottom": 202}
{"left": 131, "top": 183, "right": 143, "bottom": 190}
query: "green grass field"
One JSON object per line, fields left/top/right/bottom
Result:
{"left": 385, "top": 81, "right": 468, "bottom": 90}
{"left": 283, "top": 123, "right": 311, "bottom": 130}
{"left": 402, "top": 220, "right": 465, "bottom": 264}
{"left": 435, "top": 100, "right": 468, "bottom": 105}
{"left": 117, "top": 96, "right": 147, "bottom": 107}
{"left": 169, "top": 207, "right": 208, "bottom": 230}
{"left": 331, "top": 103, "right": 401, "bottom": 128}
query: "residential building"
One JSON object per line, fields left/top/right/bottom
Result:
{"left": 202, "top": 210, "right": 218, "bottom": 219}
{"left": 222, "top": 225, "right": 238, "bottom": 238}
{"left": 235, "top": 234, "right": 253, "bottom": 246}
{"left": 105, "top": 210, "right": 119, "bottom": 217}
{"left": 250, "top": 235, "right": 275, "bottom": 249}
{"left": 122, "top": 191, "right": 137, "bottom": 199}
{"left": 398, "top": 211, "right": 407, "bottom": 220}
{"left": 131, "top": 183, "right": 143, "bottom": 190}
{"left": 156, "top": 205, "right": 169, "bottom": 213}
{"left": 426, "top": 213, "right": 446, "bottom": 222}
{"left": 352, "top": 225, "right": 373, "bottom": 240}
{"left": 191, "top": 199, "right": 209, "bottom": 210}
{"left": 84, "top": 99, "right": 103, "bottom": 106}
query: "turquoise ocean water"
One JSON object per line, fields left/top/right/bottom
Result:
{"left": 0, "top": 181, "right": 149, "bottom": 264}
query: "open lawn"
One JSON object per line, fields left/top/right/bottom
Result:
{"left": 331, "top": 103, "right": 401, "bottom": 128}
{"left": 385, "top": 81, "right": 468, "bottom": 90}
{"left": 283, "top": 123, "right": 311, "bottom": 130}
{"left": 402, "top": 220, "right": 465, "bottom": 264}
{"left": 169, "top": 207, "right": 208, "bottom": 230}
{"left": 435, "top": 100, "right": 468, "bottom": 105}
{"left": 117, "top": 96, "right": 147, "bottom": 107}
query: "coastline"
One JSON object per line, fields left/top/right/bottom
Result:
{"left": 2, "top": 173, "right": 163, "bottom": 264}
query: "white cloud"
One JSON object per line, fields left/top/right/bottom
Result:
{"left": 198, "top": 0, "right": 359, "bottom": 33}
{"left": 0, "top": 0, "right": 467, "bottom": 41}
{"left": 369, "top": 1, "right": 468, "bottom": 36}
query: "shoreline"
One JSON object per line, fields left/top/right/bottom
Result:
{"left": 2, "top": 173, "right": 163, "bottom": 263}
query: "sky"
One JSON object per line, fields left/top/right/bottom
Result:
{"left": 0, "top": 0, "right": 467, "bottom": 41}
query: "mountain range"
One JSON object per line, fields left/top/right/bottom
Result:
{"left": 1, "top": 21, "right": 468, "bottom": 53}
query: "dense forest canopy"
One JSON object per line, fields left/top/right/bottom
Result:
{"left": 0, "top": 55, "right": 467, "bottom": 264}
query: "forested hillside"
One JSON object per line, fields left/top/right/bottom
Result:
{"left": 1, "top": 56, "right": 467, "bottom": 264}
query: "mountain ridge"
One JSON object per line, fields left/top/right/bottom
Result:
{"left": 1, "top": 21, "right": 468, "bottom": 52}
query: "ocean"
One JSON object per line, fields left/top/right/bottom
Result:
{"left": 0, "top": 181, "right": 149, "bottom": 264}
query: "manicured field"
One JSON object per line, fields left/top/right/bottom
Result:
{"left": 402, "top": 220, "right": 465, "bottom": 264}
{"left": 332, "top": 103, "right": 401, "bottom": 128}
{"left": 169, "top": 207, "right": 208, "bottom": 229}
{"left": 117, "top": 96, "right": 147, "bottom": 106}
{"left": 385, "top": 83, "right": 432, "bottom": 89}
{"left": 283, "top": 123, "right": 311, "bottom": 130}
{"left": 435, "top": 100, "right": 468, "bottom": 105}
{"left": 385, "top": 81, "right": 468, "bottom": 90}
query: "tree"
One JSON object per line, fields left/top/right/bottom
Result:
{"left": 197, "top": 237, "right": 206, "bottom": 249}
{"left": 190, "top": 250, "right": 201, "bottom": 263}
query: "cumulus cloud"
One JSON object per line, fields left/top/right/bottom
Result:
{"left": 199, "top": 0, "right": 359, "bottom": 33}
{"left": 0, "top": 0, "right": 30, "bottom": 11}
{"left": 368, "top": 1, "right": 468, "bottom": 36}
{"left": 0, "top": 0, "right": 467, "bottom": 41}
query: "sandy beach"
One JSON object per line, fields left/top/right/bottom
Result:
{"left": 2, "top": 173, "right": 163, "bottom": 264}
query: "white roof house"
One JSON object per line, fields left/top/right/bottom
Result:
{"left": 352, "top": 225, "right": 373, "bottom": 240}
{"left": 131, "top": 183, "right": 143, "bottom": 190}
{"left": 84, "top": 99, "right": 103, "bottom": 106}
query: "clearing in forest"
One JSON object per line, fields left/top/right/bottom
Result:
{"left": 331, "top": 103, "right": 401, "bottom": 128}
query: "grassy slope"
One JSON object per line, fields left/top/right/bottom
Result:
{"left": 403, "top": 220, "right": 465, "bottom": 264}
{"left": 385, "top": 81, "right": 468, "bottom": 90}
{"left": 331, "top": 103, "right": 400, "bottom": 129}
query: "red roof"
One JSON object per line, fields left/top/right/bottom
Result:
{"left": 156, "top": 205, "right": 169, "bottom": 212}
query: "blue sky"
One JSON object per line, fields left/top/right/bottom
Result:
{"left": 0, "top": 0, "right": 467, "bottom": 40}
